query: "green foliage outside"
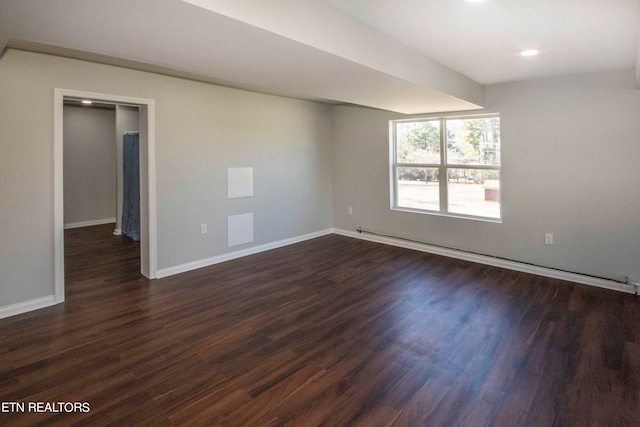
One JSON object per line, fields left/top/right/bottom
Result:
{"left": 397, "top": 117, "right": 500, "bottom": 184}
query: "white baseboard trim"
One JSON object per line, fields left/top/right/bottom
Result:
{"left": 156, "top": 229, "right": 333, "bottom": 279}
{"left": 64, "top": 218, "right": 116, "bottom": 229}
{"left": 113, "top": 229, "right": 122, "bottom": 235}
{"left": 332, "top": 228, "right": 636, "bottom": 295}
{"left": 0, "top": 295, "right": 59, "bottom": 320}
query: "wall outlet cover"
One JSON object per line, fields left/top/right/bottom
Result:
{"left": 545, "top": 233, "right": 554, "bottom": 245}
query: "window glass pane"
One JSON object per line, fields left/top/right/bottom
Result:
{"left": 397, "top": 167, "right": 439, "bottom": 211}
{"left": 446, "top": 117, "right": 500, "bottom": 166}
{"left": 396, "top": 121, "right": 440, "bottom": 164}
{"left": 447, "top": 168, "right": 500, "bottom": 218}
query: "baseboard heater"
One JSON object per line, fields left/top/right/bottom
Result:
{"left": 356, "top": 226, "right": 639, "bottom": 296}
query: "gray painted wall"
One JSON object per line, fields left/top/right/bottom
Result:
{"left": 1, "top": 47, "right": 638, "bottom": 312}
{"left": 332, "top": 69, "right": 640, "bottom": 283}
{"left": 0, "top": 49, "right": 333, "bottom": 307}
{"left": 63, "top": 104, "right": 117, "bottom": 226}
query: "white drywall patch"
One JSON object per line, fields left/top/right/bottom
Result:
{"left": 228, "top": 213, "right": 254, "bottom": 247}
{"left": 228, "top": 167, "right": 253, "bottom": 198}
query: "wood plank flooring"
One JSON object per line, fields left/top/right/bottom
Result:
{"left": 1, "top": 224, "right": 639, "bottom": 426}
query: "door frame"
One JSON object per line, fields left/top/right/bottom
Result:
{"left": 54, "top": 88, "right": 157, "bottom": 303}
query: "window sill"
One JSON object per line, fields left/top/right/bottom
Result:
{"left": 392, "top": 206, "right": 503, "bottom": 224}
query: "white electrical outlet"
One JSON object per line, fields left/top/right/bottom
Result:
{"left": 348, "top": 207, "right": 353, "bottom": 215}
{"left": 545, "top": 233, "right": 553, "bottom": 245}
{"left": 201, "top": 223, "right": 207, "bottom": 234}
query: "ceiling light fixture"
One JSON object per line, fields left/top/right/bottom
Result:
{"left": 81, "top": 100, "right": 93, "bottom": 105}
{"left": 465, "top": 0, "right": 485, "bottom": 3}
{"left": 520, "top": 50, "right": 539, "bottom": 57}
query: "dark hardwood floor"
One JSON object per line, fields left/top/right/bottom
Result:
{"left": 1, "top": 224, "right": 639, "bottom": 426}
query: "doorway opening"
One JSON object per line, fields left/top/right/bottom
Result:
{"left": 54, "top": 89, "right": 157, "bottom": 303}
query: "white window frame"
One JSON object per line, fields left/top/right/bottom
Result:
{"left": 390, "top": 113, "right": 502, "bottom": 222}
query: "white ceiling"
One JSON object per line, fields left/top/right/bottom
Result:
{"left": 0, "top": 0, "right": 638, "bottom": 113}
{"left": 324, "top": 0, "right": 640, "bottom": 85}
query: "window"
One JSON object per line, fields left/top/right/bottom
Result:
{"left": 391, "top": 115, "right": 501, "bottom": 220}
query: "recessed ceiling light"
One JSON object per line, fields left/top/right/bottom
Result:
{"left": 465, "top": 0, "right": 486, "bottom": 3}
{"left": 81, "top": 100, "right": 93, "bottom": 105}
{"left": 521, "top": 50, "right": 539, "bottom": 57}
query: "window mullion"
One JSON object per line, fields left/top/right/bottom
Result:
{"left": 396, "top": 163, "right": 441, "bottom": 168}
{"left": 440, "top": 118, "right": 448, "bottom": 213}
{"left": 445, "top": 164, "right": 500, "bottom": 170}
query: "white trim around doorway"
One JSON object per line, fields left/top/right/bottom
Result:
{"left": 54, "top": 89, "right": 158, "bottom": 304}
